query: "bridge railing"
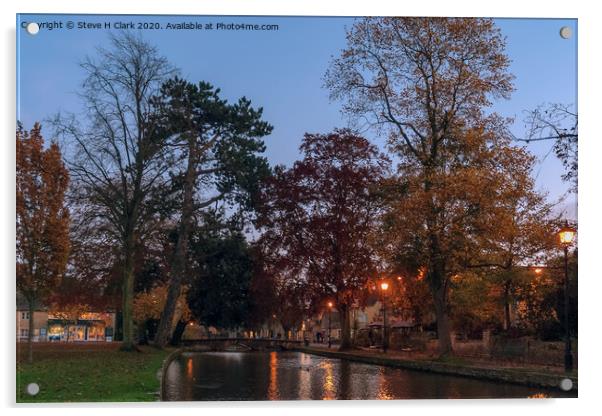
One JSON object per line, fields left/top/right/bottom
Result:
{"left": 181, "top": 337, "right": 303, "bottom": 345}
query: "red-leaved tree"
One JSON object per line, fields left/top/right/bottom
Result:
{"left": 257, "top": 130, "right": 389, "bottom": 350}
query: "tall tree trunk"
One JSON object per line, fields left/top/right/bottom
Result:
{"left": 169, "top": 319, "right": 188, "bottom": 346}
{"left": 155, "top": 137, "right": 197, "bottom": 347}
{"left": 430, "top": 268, "right": 452, "bottom": 356}
{"left": 338, "top": 303, "right": 352, "bottom": 351}
{"left": 424, "top": 171, "right": 452, "bottom": 356}
{"left": 154, "top": 232, "right": 187, "bottom": 346}
{"left": 27, "top": 300, "right": 34, "bottom": 363}
{"left": 120, "top": 242, "right": 136, "bottom": 351}
{"left": 503, "top": 280, "right": 511, "bottom": 331}
{"left": 433, "top": 292, "right": 452, "bottom": 356}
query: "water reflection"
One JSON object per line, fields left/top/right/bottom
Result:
{"left": 321, "top": 361, "right": 335, "bottom": 400}
{"left": 164, "top": 351, "right": 575, "bottom": 401}
{"left": 298, "top": 353, "right": 311, "bottom": 399}
{"left": 377, "top": 367, "right": 394, "bottom": 400}
{"left": 186, "top": 357, "right": 193, "bottom": 378}
{"left": 267, "top": 351, "right": 278, "bottom": 400}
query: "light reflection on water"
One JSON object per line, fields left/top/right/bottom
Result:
{"left": 377, "top": 367, "right": 394, "bottom": 400}
{"left": 322, "top": 361, "right": 335, "bottom": 400}
{"left": 298, "top": 352, "right": 311, "bottom": 399}
{"left": 267, "top": 351, "right": 278, "bottom": 400}
{"left": 528, "top": 393, "right": 551, "bottom": 398}
{"left": 186, "top": 357, "right": 193, "bottom": 378}
{"left": 164, "top": 351, "right": 575, "bottom": 401}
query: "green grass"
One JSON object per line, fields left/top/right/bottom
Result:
{"left": 16, "top": 343, "right": 172, "bottom": 403}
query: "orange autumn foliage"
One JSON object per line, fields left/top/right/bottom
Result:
{"left": 133, "top": 284, "right": 191, "bottom": 324}
{"left": 16, "top": 123, "right": 70, "bottom": 306}
{"left": 17, "top": 122, "right": 70, "bottom": 362}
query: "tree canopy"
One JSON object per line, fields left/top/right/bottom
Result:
{"left": 326, "top": 17, "right": 520, "bottom": 354}
{"left": 258, "top": 129, "right": 390, "bottom": 349}
{"left": 17, "top": 123, "right": 70, "bottom": 362}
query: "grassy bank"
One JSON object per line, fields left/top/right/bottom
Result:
{"left": 16, "top": 343, "right": 172, "bottom": 403}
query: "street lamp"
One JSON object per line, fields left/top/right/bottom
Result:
{"left": 380, "top": 282, "right": 389, "bottom": 353}
{"left": 558, "top": 222, "right": 576, "bottom": 372}
{"left": 327, "top": 301, "right": 334, "bottom": 348}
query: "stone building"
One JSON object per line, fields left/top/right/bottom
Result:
{"left": 16, "top": 292, "right": 116, "bottom": 342}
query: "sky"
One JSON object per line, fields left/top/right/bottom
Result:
{"left": 16, "top": 14, "right": 578, "bottom": 217}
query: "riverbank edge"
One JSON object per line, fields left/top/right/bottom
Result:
{"left": 159, "top": 348, "right": 183, "bottom": 401}
{"left": 160, "top": 346, "right": 220, "bottom": 401}
{"left": 293, "top": 346, "right": 578, "bottom": 393}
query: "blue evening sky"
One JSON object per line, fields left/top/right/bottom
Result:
{"left": 16, "top": 14, "right": 577, "bottom": 216}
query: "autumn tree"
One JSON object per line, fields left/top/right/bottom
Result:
{"left": 247, "top": 247, "right": 279, "bottom": 331}
{"left": 464, "top": 151, "right": 559, "bottom": 330}
{"left": 53, "top": 33, "right": 176, "bottom": 350}
{"left": 326, "top": 18, "right": 516, "bottom": 355}
{"left": 51, "top": 201, "right": 124, "bottom": 315}
{"left": 513, "top": 250, "right": 578, "bottom": 340}
{"left": 449, "top": 271, "right": 502, "bottom": 337}
{"left": 133, "top": 283, "right": 191, "bottom": 344}
{"left": 251, "top": 246, "right": 308, "bottom": 338}
{"left": 271, "top": 278, "right": 307, "bottom": 339}
{"left": 151, "top": 78, "right": 272, "bottom": 346}
{"left": 258, "top": 130, "right": 389, "bottom": 350}
{"left": 51, "top": 198, "right": 174, "bottom": 345}
{"left": 16, "top": 123, "right": 70, "bottom": 362}
{"left": 389, "top": 272, "right": 433, "bottom": 327}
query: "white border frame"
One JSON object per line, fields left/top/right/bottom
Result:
{"left": 3, "top": 1, "right": 600, "bottom": 415}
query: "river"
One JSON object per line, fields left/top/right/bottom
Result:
{"left": 163, "top": 351, "right": 576, "bottom": 401}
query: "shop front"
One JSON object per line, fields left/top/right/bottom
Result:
{"left": 47, "top": 317, "right": 114, "bottom": 342}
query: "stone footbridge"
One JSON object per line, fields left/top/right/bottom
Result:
{"left": 180, "top": 337, "right": 303, "bottom": 351}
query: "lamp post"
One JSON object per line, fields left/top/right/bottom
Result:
{"left": 327, "top": 301, "right": 333, "bottom": 348}
{"left": 380, "top": 282, "right": 389, "bottom": 353}
{"left": 558, "top": 222, "right": 576, "bottom": 372}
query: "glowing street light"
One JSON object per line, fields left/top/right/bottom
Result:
{"left": 327, "top": 301, "right": 334, "bottom": 349}
{"left": 534, "top": 268, "right": 543, "bottom": 275}
{"left": 559, "top": 224, "right": 576, "bottom": 246}
{"left": 380, "top": 281, "right": 389, "bottom": 353}
{"left": 558, "top": 222, "right": 576, "bottom": 372}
